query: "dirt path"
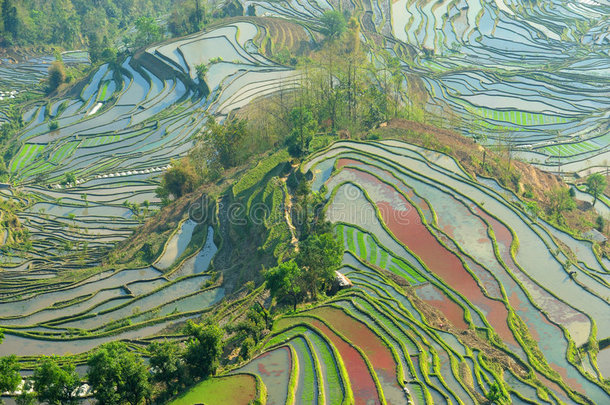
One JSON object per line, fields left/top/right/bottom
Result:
{"left": 280, "top": 171, "right": 299, "bottom": 252}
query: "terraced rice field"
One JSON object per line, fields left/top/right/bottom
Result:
{"left": 1, "top": 21, "right": 300, "bottom": 267}
{"left": 1, "top": 1, "right": 609, "bottom": 403}
{"left": 236, "top": 140, "right": 610, "bottom": 404}
{"left": 246, "top": 0, "right": 609, "bottom": 175}
{"left": 0, "top": 21, "right": 300, "bottom": 358}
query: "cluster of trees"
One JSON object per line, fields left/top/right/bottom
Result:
{"left": 288, "top": 11, "right": 410, "bottom": 139}
{"left": 156, "top": 115, "right": 249, "bottom": 204}
{"left": 542, "top": 173, "right": 607, "bottom": 229}
{"left": 0, "top": 320, "right": 224, "bottom": 404}
{"left": 226, "top": 305, "right": 269, "bottom": 360}
{"left": 167, "top": 0, "right": 243, "bottom": 37}
{"left": 0, "top": 0, "right": 172, "bottom": 47}
{"left": 265, "top": 230, "right": 343, "bottom": 311}
{"left": 237, "top": 11, "right": 417, "bottom": 160}
{"left": 167, "top": 0, "right": 207, "bottom": 37}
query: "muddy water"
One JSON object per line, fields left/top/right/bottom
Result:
{"left": 413, "top": 284, "right": 468, "bottom": 329}
{"left": 342, "top": 166, "right": 518, "bottom": 350}
{"left": 232, "top": 346, "right": 291, "bottom": 405}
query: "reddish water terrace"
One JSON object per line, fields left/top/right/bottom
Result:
{"left": 308, "top": 306, "right": 406, "bottom": 404}
{"left": 288, "top": 315, "right": 382, "bottom": 404}
{"left": 335, "top": 162, "right": 519, "bottom": 350}
{"left": 414, "top": 284, "right": 468, "bottom": 330}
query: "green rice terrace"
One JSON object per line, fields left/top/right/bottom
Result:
{"left": 0, "top": 0, "right": 609, "bottom": 404}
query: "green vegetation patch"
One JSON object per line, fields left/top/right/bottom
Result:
{"left": 11, "top": 143, "right": 44, "bottom": 172}
{"left": 232, "top": 149, "right": 290, "bottom": 196}
{"left": 169, "top": 374, "right": 258, "bottom": 405}
{"left": 81, "top": 135, "right": 121, "bottom": 148}
{"left": 49, "top": 141, "right": 80, "bottom": 164}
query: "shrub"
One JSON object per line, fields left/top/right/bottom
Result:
{"left": 47, "top": 61, "right": 66, "bottom": 93}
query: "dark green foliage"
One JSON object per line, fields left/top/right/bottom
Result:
{"left": 0, "top": 355, "right": 20, "bottom": 394}
{"left": 62, "top": 172, "right": 76, "bottom": 186}
{"left": 87, "top": 342, "right": 151, "bottom": 405}
{"left": 88, "top": 32, "right": 117, "bottom": 64}
{"left": 286, "top": 107, "right": 317, "bottom": 157}
{"left": 16, "top": 389, "right": 37, "bottom": 405}
{"left": 296, "top": 232, "right": 343, "bottom": 296}
{"left": 183, "top": 321, "right": 223, "bottom": 380}
{"left": 141, "top": 241, "right": 156, "bottom": 262}
{"left": 195, "top": 63, "right": 208, "bottom": 82}
{"left": 48, "top": 61, "right": 66, "bottom": 93}
{"left": 319, "top": 10, "right": 347, "bottom": 40}
{"left": 294, "top": 179, "right": 331, "bottom": 238}
{"left": 596, "top": 215, "right": 604, "bottom": 232}
{"left": 206, "top": 116, "right": 247, "bottom": 169}
{"left": 240, "top": 336, "right": 255, "bottom": 360}
{"left": 2, "top": 0, "right": 18, "bottom": 39}
{"left": 229, "top": 307, "right": 267, "bottom": 343}
{"left": 485, "top": 382, "right": 506, "bottom": 403}
{"left": 213, "top": 0, "right": 243, "bottom": 19}
{"left": 149, "top": 340, "right": 186, "bottom": 397}
{"left": 265, "top": 260, "right": 303, "bottom": 311}
{"left": 0, "top": 0, "right": 173, "bottom": 48}
{"left": 130, "top": 16, "right": 163, "bottom": 48}
{"left": 32, "top": 357, "right": 80, "bottom": 405}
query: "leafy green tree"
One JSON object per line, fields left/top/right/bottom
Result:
{"left": 183, "top": 321, "right": 223, "bottom": 381}
{"left": 131, "top": 16, "right": 163, "bottom": 48}
{"left": 87, "top": 342, "right": 151, "bottom": 405}
{"left": 32, "top": 357, "right": 80, "bottom": 405}
{"left": 596, "top": 215, "right": 605, "bottom": 232}
{"left": 546, "top": 187, "right": 576, "bottom": 222}
{"left": 286, "top": 107, "right": 317, "bottom": 157}
{"left": 88, "top": 33, "right": 116, "bottom": 64}
{"left": 148, "top": 340, "right": 186, "bottom": 397}
{"left": 88, "top": 32, "right": 103, "bottom": 63}
{"left": 240, "top": 337, "right": 255, "bottom": 360}
{"left": 16, "top": 388, "right": 37, "bottom": 405}
{"left": 265, "top": 260, "right": 303, "bottom": 311}
{"left": 319, "top": 10, "right": 346, "bottom": 40}
{"left": 0, "top": 355, "right": 20, "bottom": 394}
{"left": 586, "top": 173, "right": 606, "bottom": 207}
{"left": 195, "top": 63, "right": 208, "bottom": 82}
{"left": 207, "top": 116, "right": 247, "bottom": 168}
{"left": 296, "top": 232, "right": 343, "bottom": 296}
{"left": 157, "top": 159, "right": 197, "bottom": 200}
